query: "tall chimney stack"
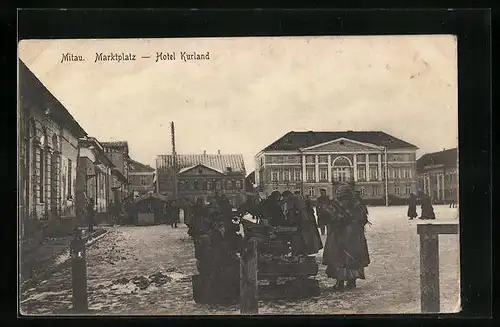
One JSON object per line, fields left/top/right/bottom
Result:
{"left": 171, "top": 122, "right": 176, "bottom": 156}
{"left": 217, "top": 150, "right": 221, "bottom": 155}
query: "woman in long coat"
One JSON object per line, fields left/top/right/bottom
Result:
{"left": 407, "top": 193, "right": 418, "bottom": 220}
{"left": 282, "top": 191, "right": 323, "bottom": 256}
{"left": 419, "top": 192, "right": 436, "bottom": 220}
{"left": 319, "top": 183, "right": 370, "bottom": 291}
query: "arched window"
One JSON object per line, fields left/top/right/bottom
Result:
{"left": 332, "top": 156, "right": 352, "bottom": 183}
{"left": 333, "top": 156, "right": 351, "bottom": 167}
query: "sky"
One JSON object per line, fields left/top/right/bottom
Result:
{"left": 18, "top": 35, "right": 458, "bottom": 175}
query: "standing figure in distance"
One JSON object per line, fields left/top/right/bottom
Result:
{"left": 407, "top": 192, "right": 418, "bottom": 220}
{"left": 86, "top": 198, "right": 96, "bottom": 234}
{"left": 170, "top": 200, "right": 180, "bottom": 228}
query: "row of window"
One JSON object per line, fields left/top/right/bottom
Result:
{"left": 33, "top": 144, "right": 73, "bottom": 204}
{"left": 268, "top": 166, "right": 412, "bottom": 182}
{"left": 178, "top": 179, "right": 243, "bottom": 191}
{"left": 301, "top": 184, "right": 413, "bottom": 198}
{"left": 263, "top": 153, "right": 413, "bottom": 165}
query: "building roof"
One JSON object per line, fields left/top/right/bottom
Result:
{"left": 128, "top": 158, "right": 155, "bottom": 172}
{"left": 19, "top": 60, "right": 87, "bottom": 138}
{"left": 262, "top": 131, "right": 418, "bottom": 152}
{"left": 246, "top": 171, "right": 255, "bottom": 181}
{"left": 417, "top": 148, "right": 458, "bottom": 172}
{"left": 178, "top": 164, "right": 225, "bottom": 175}
{"left": 102, "top": 141, "right": 130, "bottom": 154}
{"left": 156, "top": 154, "right": 246, "bottom": 174}
{"left": 78, "top": 137, "right": 115, "bottom": 168}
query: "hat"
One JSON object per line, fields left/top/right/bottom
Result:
{"left": 270, "top": 191, "right": 281, "bottom": 198}
{"left": 336, "top": 183, "right": 355, "bottom": 200}
{"left": 282, "top": 190, "right": 293, "bottom": 198}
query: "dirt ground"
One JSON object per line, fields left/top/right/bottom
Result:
{"left": 20, "top": 204, "right": 460, "bottom": 315}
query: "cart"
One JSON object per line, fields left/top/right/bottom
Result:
{"left": 241, "top": 218, "right": 320, "bottom": 300}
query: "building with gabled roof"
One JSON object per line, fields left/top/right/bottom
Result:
{"left": 128, "top": 158, "right": 156, "bottom": 196}
{"left": 262, "top": 131, "right": 418, "bottom": 152}
{"left": 255, "top": 130, "right": 419, "bottom": 205}
{"left": 156, "top": 152, "right": 246, "bottom": 205}
{"left": 417, "top": 148, "right": 458, "bottom": 204}
{"left": 102, "top": 141, "right": 131, "bottom": 197}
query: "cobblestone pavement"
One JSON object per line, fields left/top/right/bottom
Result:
{"left": 20, "top": 205, "right": 460, "bottom": 316}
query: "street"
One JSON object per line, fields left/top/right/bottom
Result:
{"left": 20, "top": 205, "right": 460, "bottom": 315}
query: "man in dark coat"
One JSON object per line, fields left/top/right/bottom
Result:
{"left": 320, "top": 183, "right": 370, "bottom": 291}
{"left": 316, "top": 189, "right": 330, "bottom": 236}
{"left": 170, "top": 200, "right": 180, "bottom": 228}
{"left": 282, "top": 190, "right": 323, "bottom": 256}
{"left": 407, "top": 193, "right": 418, "bottom": 220}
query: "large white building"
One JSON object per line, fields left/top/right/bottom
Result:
{"left": 255, "top": 131, "right": 419, "bottom": 205}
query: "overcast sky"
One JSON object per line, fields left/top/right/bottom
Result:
{"left": 19, "top": 35, "right": 457, "bottom": 174}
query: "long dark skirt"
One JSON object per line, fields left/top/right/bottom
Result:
{"left": 420, "top": 204, "right": 436, "bottom": 219}
{"left": 323, "top": 222, "right": 370, "bottom": 281}
{"left": 407, "top": 205, "right": 418, "bottom": 218}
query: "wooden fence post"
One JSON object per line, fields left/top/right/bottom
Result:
{"left": 240, "top": 237, "right": 258, "bottom": 314}
{"left": 418, "top": 224, "right": 440, "bottom": 313}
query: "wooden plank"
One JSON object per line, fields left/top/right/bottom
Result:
{"left": 240, "top": 238, "right": 258, "bottom": 314}
{"left": 417, "top": 223, "right": 459, "bottom": 235}
{"left": 419, "top": 226, "right": 440, "bottom": 313}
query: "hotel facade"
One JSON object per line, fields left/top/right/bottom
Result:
{"left": 255, "top": 131, "right": 419, "bottom": 205}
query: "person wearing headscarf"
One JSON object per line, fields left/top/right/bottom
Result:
{"left": 419, "top": 192, "right": 436, "bottom": 220}
{"left": 321, "top": 183, "right": 370, "bottom": 291}
{"left": 281, "top": 190, "right": 323, "bottom": 256}
{"left": 262, "top": 191, "right": 286, "bottom": 226}
{"left": 407, "top": 193, "right": 418, "bottom": 220}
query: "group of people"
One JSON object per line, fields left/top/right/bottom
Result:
{"left": 407, "top": 192, "right": 436, "bottom": 220}
{"left": 242, "top": 185, "right": 371, "bottom": 292}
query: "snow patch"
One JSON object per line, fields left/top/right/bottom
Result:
{"left": 54, "top": 251, "right": 70, "bottom": 266}
{"left": 20, "top": 290, "right": 69, "bottom": 304}
{"left": 110, "top": 283, "right": 138, "bottom": 294}
{"left": 166, "top": 272, "right": 189, "bottom": 281}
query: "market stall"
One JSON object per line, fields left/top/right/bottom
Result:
{"left": 132, "top": 193, "right": 170, "bottom": 226}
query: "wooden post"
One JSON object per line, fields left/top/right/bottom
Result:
{"left": 240, "top": 237, "right": 258, "bottom": 314}
{"left": 417, "top": 223, "right": 459, "bottom": 313}
{"left": 419, "top": 225, "right": 440, "bottom": 313}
